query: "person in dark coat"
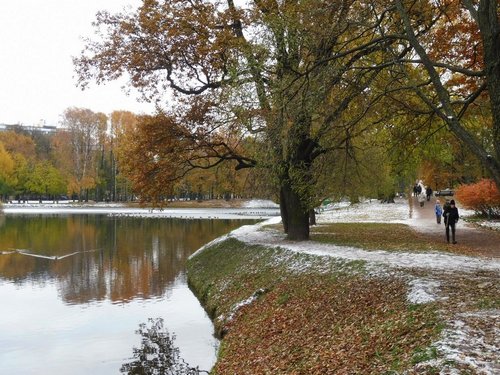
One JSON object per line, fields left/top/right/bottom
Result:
{"left": 443, "top": 199, "right": 459, "bottom": 244}
{"left": 425, "top": 186, "right": 433, "bottom": 201}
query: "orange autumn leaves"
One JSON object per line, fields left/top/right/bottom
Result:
{"left": 455, "top": 179, "right": 500, "bottom": 216}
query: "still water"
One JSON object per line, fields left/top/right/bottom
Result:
{"left": 0, "top": 214, "right": 255, "bottom": 374}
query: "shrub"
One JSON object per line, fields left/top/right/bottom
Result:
{"left": 455, "top": 179, "right": 500, "bottom": 217}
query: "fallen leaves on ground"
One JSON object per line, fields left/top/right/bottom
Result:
{"left": 214, "top": 275, "right": 439, "bottom": 375}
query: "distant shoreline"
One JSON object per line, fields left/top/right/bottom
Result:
{"left": 2, "top": 201, "right": 280, "bottom": 220}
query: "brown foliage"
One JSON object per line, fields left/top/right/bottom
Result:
{"left": 120, "top": 113, "right": 189, "bottom": 203}
{"left": 119, "top": 105, "right": 257, "bottom": 204}
{"left": 455, "top": 179, "right": 500, "bottom": 217}
{"left": 215, "top": 275, "right": 437, "bottom": 375}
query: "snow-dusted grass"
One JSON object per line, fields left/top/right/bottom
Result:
{"left": 416, "top": 310, "right": 500, "bottom": 374}
{"left": 227, "top": 220, "right": 500, "bottom": 272}
{"left": 188, "top": 236, "right": 441, "bottom": 374}
{"left": 241, "top": 199, "right": 279, "bottom": 209}
{"left": 407, "top": 278, "right": 441, "bottom": 304}
{"left": 477, "top": 220, "right": 500, "bottom": 231}
{"left": 318, "top": 198, "right": 410, "bottom": 224}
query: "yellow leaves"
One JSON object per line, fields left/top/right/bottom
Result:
{"left": 66, "top": 178, "right": 79, "bottom": 196}
{"left": 80, "top": 175, "right": 96, "bottom": 190}
{"left": 0, "top": 142, "right": 15, "bottom": 184}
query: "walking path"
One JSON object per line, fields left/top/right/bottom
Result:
{"left": 410, "top": 195, "right": 500, "bottom": 258}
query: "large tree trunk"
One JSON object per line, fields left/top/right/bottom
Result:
{"left": 309, "top": 209, "right": 316, "bottom": 226}
{"left": 280, "top": 181, "right": 310, "bottom": 241}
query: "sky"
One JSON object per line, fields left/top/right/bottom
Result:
{"left": 0, "top": 1, "right": 155, "bottom": 127}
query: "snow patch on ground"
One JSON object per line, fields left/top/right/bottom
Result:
{"left": 319, "top": 200, "right": 351, "bottom": 211}
{"left": 242, "top": 200, "right": 279, "bottom": 209}
{"left": 416, "top": 310, "right": 500, "bottom": 374}
{"left": 189, "top": 218, "right": 282, "bottom": 260}
{"left": 317, "top": 198, "right": 410, "bottom": 224}
{"left": 226, "top": 289, "right": 267, "bottom": 322}
{"left": 230, "top": 224, "right": 500, "bottom": 272}
{"left": 477, "top": 220, "right": 500, "bottom": 231}
{"left": 407, "top": 278, "right": 440, "bottom": 304}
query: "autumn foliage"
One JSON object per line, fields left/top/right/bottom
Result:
{"left": 455, "top": 179, "right": 500, "bottom": 217}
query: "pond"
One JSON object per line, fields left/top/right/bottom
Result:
{"left": 0, "top": 213, "right": 258, "bottom": 374}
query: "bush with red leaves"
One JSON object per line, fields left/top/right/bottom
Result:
{"left": 455, "top": 179, "right": 500, "bottom": 217}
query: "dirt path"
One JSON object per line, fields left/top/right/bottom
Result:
{"left": 410, "top": 195, "right": 500, "bottom": 258}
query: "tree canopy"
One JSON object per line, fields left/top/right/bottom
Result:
{"left": 75, "top": 0, "right": 500, "bottom": 239}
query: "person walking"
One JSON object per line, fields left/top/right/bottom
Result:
{"left": 426, "top": 186, "right": 433, "bottom": 201}
{"left": 435, "top": 199, "right": 443, "bottom": 224}
{"left": 417, "top": 191, "right": 426, "bottom": 207}
{"left": 443, "top": 199, "right": 459, "bottom": 243}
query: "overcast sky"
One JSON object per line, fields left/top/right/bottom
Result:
{"left": 0, "top": 1, "right": 155, "bottom": 127}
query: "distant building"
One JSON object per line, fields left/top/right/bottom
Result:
{"left": 0, "top": 123, "right": 58, "bottom": 134}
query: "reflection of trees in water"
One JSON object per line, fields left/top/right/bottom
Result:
{"left": 0, "top": 215, "right": 253, "bottom": 304}
{"left": 120, "top": 318, "right": 208, "bottom": 375}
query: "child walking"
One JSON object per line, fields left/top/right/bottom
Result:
{"left": 434, "top": 199, "right": 443, "bottom": 224}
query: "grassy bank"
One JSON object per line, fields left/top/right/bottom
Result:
{"left": 187, "top": 237, "right": 442, "bottom": 374}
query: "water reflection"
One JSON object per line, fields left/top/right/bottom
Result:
{"left": 121, "top": 318, "right": 208, "bottom": 375}
{"left": 0, "top": 215, "right": 250, "bottom": 305}
{"left": 0, "top": 214, "right": 254, "bottom": 374}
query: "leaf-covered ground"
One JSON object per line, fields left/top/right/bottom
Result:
{"left": 188, "top": 240, "right": 498, "bottom": 373}
{"left": 188, "top": 239, "right": 442, "bottom": 374}
{"left": 217, "top": 275, "right": 439, "bottom": 374}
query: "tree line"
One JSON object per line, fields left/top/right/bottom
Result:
{"left": 0, "top": 108, "right": 270, "bottom": 203}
